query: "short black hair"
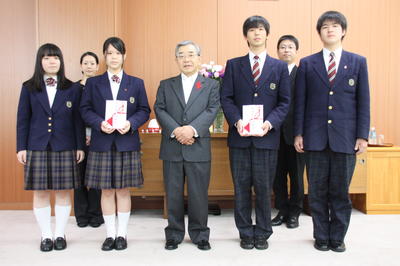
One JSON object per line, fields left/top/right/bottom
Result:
{"left": 316, "top": 11, "right": 347, "bottom": 40}
{"left": 80, "top": 51, "right": 99, "bottom": 64}
{"left": 243, "top": 15, "right": 270, "bottom": 36}
{"left": 277, "top": 35, "right": 299, "bottom": 50}
{"left": 103, "top": 37, "right": 126, "bottom": 55}
{"left": 23, "top": 43, "right": 71, "bottom": 92}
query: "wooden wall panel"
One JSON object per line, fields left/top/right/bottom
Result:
{"left": 0, "top": 0, "right": 37, "bottom": 208}
{"left": 37, "top": 0, "right": 116, "bottom": 81}
{"left": 121, "top": 0, "right": 218, "bottom": 121}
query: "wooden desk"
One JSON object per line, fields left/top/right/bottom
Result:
{"left": 133, "top": 133, "right": 400, "bottom": 215}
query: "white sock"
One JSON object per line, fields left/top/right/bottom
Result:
{"left": 117, "top": 211, "right": 130, "bottom": 238}
{"left": 103, "top": 214, "right": 116, "bottom": 239}
{"left": 54, "top": 205, "right": 71, "bottom": 238}
{"left": 33, "top": 206, "right": 52, "bottom": 239}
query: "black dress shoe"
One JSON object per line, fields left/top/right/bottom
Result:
{"left": 40, "top": 238, "right": 53, "bottom": 252}
{"left": 240, "top": 238, "right": 254, "bottom": 249}
{"left": 314, "top": 240, "right": 329, "bottom": 251}
{"left": 89, "top": 222, "right": 101, "bottom": 228}
{"left": 197, "top": 240, "right": 211, "bottom": 251}
{"left": 115, "top": 236, "right": 128, "bottom": 250}
{"left": 286, "top": 216, "right": 299, "bottom": 229}
{"left": 254, "top": 237, "right": 268, "bottom": 250}
{"left": 271, "top": 213, "right": 287, "bottom": 226}
{"left": 101, "top": 237, "right": 115, "bottom": 251}
{"left": 77, "top": 222, "right": 89, "bottom": 228}
{"left": 54, "top": 237, "right": 67, "bottom": 250}
{"left": 165, "top": 239, "right": 178, "bottom": 250}
{"left": 330, "top": 241, "right": 346, "bottom": 252}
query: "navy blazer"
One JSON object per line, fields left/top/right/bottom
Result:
{"left": 16, "top": 82, "right": 84, "bottom": 152}
{"left": 293, "top": 50, "right": 370, "bottom": 154}
{"left": 80, "top": 72, "right": 150, "bottom": 152}
{"left": 220, "top": 54, "right": 291, "bottom": 149}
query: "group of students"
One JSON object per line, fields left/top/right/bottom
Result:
{"left": 16, "top": 10, "right": 370, "bottom": 253}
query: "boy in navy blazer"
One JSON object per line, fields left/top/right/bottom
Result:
{"left": 294, "top": 11, "right": 370, "bottom": 252}
{"left": 221, "top": 15, "right": 290, "bottom": 250}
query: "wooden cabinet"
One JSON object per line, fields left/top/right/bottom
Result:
{"left": 134, "top": 133, "right": 400, "bottom": 214}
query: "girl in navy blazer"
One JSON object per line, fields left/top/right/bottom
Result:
{"left": 16, "top": 43, "right": 85, "bottom": 252}
{"left": 80, "top": 37, "right": 150, "bottom": 251}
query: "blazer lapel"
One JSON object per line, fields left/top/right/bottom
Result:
{"left": 332, "top": 50, "right": 350, "bottom": 88}
{"left": 99, "top": 72, "right": 113, "bottom": 100}
{"left": 51, "top": 86, "right": 67, "bottom": 112}
{"left": 171, "top": 75, "right": 186, "bottom": 109}
{"left": 116, "top": 72, "right": 130, "bottom": 100}
{"left": 185, "top": 75, "right": 206, "bottom": 111}
{"left": 311, "top": 51, "right": 330, "bottom": 88}
{"left": 239, "top": 55, "right": 256, "bottom": 88}
{"left": 257, "top": 55, "right": 275, "bottom": 89}
{"left": 35, "top": 83, "right": 51, "bottom": 115}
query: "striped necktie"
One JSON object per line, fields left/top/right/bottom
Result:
{"left": 328, "top": 52, "right": 336, "bottom": 85}
{"left": 252, "top": 55, "right": 261, "bottom": 85}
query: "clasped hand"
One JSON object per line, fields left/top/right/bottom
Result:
{"left": 173, "top": 126, "right": 195, "bottom": 145}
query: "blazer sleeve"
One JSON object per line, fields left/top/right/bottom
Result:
{"left": 127, "top": 79, "right": 151, "bottom": 131}
{"left": 16, "top": 86, "right": 31, "bottom": 152}
{"left": 154, "top": 80, "right": 181, "bottom": 137}
{"left": 293, "top": 58, "right": 307, "bottom": 137}
{"left": 72, "top": 85, "right": 85, "bottom": 150}
{"left": 356, "top": 57, "right": 370, "bottom": 140}
{"left": 189, "top": 79, "right": 220, "bottom": 137}
{"left": 265, "top": 63, "right": 290, "bottom": 129}
{"left": 80, "top": 78, "right": 104, "bottom": 132}
{"left": 220, "top": 59, "right": 242, "bottom": 126}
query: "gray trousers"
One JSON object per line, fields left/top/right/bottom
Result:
{"left": 163, "top": 160, "right": 210, "bottom": 244}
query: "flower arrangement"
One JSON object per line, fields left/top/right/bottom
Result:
{"left": 199, "top": 61, "right": 225, "bottom": 133}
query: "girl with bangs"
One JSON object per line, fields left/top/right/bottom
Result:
{"left": 16, "top": 43, "right": 85, "bottom": 252}
{"left": 80, "top": 37, "right": 150, "bottom": 251}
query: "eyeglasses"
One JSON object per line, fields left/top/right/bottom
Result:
{"left": 176, "top": 54, "right": 198, "bottom": 60}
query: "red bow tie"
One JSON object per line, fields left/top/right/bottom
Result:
{"left": 45, "top": 77, "right": 56, "bottom": 87}
{"left": 111, "top": 75, "right": 120, "bottom": 84}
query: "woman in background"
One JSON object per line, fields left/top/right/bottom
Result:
{"left": 73, "top": 51, "right": 104, "bottom": 228}
{"left": 16, "top": 43, "right": 85, "bottom": 252}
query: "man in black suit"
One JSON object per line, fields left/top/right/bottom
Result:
{"left": 272, "top": 35, "right": 305, "bottom": 229}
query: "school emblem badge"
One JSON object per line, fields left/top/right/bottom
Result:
{"left": 66, "top": 101, "right": 72, "bottom": 108}
{"left": 349, "top": 79, "right": 355, "bottom": 86}
{"left": 130, "top": 97, "right": 135, "bottom": 104}
{"left": 270, "top": 83, "right": 276, "bottom": 90}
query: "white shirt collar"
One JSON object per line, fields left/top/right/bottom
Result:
{"left": 322, "top": 47, "right": 343, "bottom": 71}
{"left": 288, "top": 63, "right": 296, "bottom": 74}
{"left": 181, "top": 72, "right": 198, "bottom": 81}
{"left": 107, "top": 70, "right": 123, "bottom": 81}
{"left": 249, "top": 50, "right": 267, "bottom": 63}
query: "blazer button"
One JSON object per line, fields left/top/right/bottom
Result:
{"left": 48, "top": 129, "right": 52, "bottom": 132}
{"left": 328, "top": 120, "right": 332, "bottom": 124}
{"left": 329, "top": 91, "right": 334, "bottom": 95}
{"left": 328, "top": 106, "right": 333, "bottom": 110}
{"left": 48, "top": 123, "right": 52, "bottom": 126}
{"left": 254, "top": 93, "right": 258, "bottom": 97}
{"left": 48, "top": 117, "right": 52, "bottom": 120}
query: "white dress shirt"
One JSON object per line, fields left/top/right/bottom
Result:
{"left": 181, "top": 72, "right": 198, "bottom": 103}
{"left": 288, "top": 63, "right": 296, "bottom": 75}
{"left": 44, "top": 75, "right": 57, "bottom": 108}
{"left": 323, "top": 47, "right": 343, "bottom": 72}
{"left": 107, "top": 70, "right": 124, "bottom": 100}
{"left": 249, "top": 50, "right": 267, "bottom": 74}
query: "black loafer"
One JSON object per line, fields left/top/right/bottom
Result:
{"left": 165, "top": 239, "right": 179, "bottom": 250}
{"left": 54, "top": 237, "right": 67, "bottom": 250}
{"left": 330, "top": 241, "right": 346, "bottom": 252}
{"left": 254, "top": 237, "right": 268, "bottom": 250}
{"left": 197, "top": 240, "right": 211, "bottom": 251}
{"left": 77, "top": 222, "right": 89, "bottom": 228}
{"left": 101, "top": 237, "right": 115, "bottom": 251}
{"left": 314, "top": 240, "right": 329, "bottom": 251}
{"left": 89, "top": 222, "right": 102, "bottom": 228}
{"left": 240, "top": 238, "right": 254, "bottom": 249}
{"left": 271, "top": 213, "right": 287, "bottom": 226}
{"left": 115, "top": 236, "right": 127, "bottom": 250}
{"left": 286, "top": 216, "right": 299, "bottom": 229}
{"left": 40, "top": 238, "right": 53, "bottom": 252}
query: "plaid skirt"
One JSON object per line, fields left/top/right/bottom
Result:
{"left": 24, "top": 150, "right": 80, "bottom": 190}
{"left": 85, "top": 150, "right": 143, "bottom": 189}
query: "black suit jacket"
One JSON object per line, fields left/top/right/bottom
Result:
{"left": 281, "top": 66, "right": 297, "bottom": 145}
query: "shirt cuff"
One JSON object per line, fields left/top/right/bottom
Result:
{"left": 188, "top": 125, "right": 198, "bottom": 137}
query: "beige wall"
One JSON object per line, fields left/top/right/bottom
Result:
{"left": 1, "top": 0, "right": 399, "bottom": 208}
